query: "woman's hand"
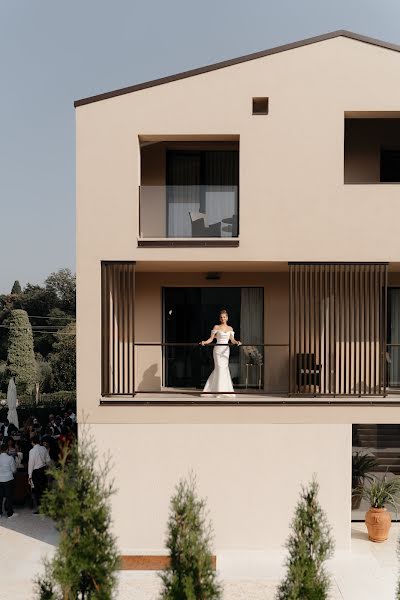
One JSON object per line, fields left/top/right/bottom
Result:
{"left": 236, "top": 340, "right": 242, "bottom": 346}
{"left": 200, "top": 341, "right": 207, "bottom": 346}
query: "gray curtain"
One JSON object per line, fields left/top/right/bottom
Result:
{"left": 240, "top": 288, "right": 264, "bottom": 387}
{"left": 167, "top": 155, "right": 201, "bottom": 237}
{"left": 204, "top": 151, "right": 238, "bottom": 236}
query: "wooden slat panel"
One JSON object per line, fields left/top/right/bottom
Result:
{"left": 101, "top": 262, "right": 136, "bottom": 396}
{"left": 289, "top": 263, "right": 388, "bottom": 397}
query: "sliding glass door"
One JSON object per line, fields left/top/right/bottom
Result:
{"left": 163, "top": 287, "right": 263, "bottom": 389}
{"left": 388, "top": 288, "right": 400, "bottom": 388}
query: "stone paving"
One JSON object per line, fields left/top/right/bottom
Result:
{"left": 0, "top": 509, "right": 398, "bottom": 600}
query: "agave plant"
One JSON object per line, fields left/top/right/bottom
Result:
{"left": 352, "top": 452, "right": 378, "bottom": 510}
{"left": 361, "top": 474, "right": 400, "bottom": 512}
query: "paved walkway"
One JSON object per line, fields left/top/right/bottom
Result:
{"left": 0, "top": 511, "right": 398, "bottom": 600}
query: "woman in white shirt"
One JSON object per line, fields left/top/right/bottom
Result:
{"left": 0, "top": 443, "right": 17, "bottom": 518}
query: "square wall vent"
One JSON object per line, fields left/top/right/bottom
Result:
{"left": 252, "top": 97, "right": 269, "bottom": 115}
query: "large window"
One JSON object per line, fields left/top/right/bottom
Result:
{"left": 387, "top": 288, "right": 400, "bottom": 388}
{"left": 166, "top": 150, "right": 239, "bottom": 237}
{"left": 352, "top": 424, "right": 400, "bottom": 521}
{"left": 163, "top": 287, "right": 263, "bottom": 389}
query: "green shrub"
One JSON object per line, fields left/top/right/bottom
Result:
{"left": 6, "top": 309, "right": 37, "bottom": 394}
{"left": 275, "top": 478, "right": 334, "bottom": 600}
{"left": 35, "top": 432, "right": 119, "bottom": 599}
{"left": 159, "top": 473, "right": 221, "bottom": 600}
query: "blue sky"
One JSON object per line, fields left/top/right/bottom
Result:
{"left": 1, "top": 0, "right": 400, "bottom": 293}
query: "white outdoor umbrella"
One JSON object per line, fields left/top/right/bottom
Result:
{"left": 6, "top": 378, "right": 19, "bottom": 429}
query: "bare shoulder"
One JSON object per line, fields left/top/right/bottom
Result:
{"left": 228, "top": 326, "right": 234, "bottom": 331}
{"left": 213, "top": 325, "right": 221, "bottom": 330}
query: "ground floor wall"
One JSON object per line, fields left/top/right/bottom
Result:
{"left": 90, "top": 422, "right": 351, "bottom": 563}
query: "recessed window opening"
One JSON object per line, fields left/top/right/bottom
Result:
{"left": 252, "top": 97, "right": 269, "bottom": 115}
{"left": 381, "top": 148, "right": 400, "bottom": 182}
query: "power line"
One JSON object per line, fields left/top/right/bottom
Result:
{"left": 0, "top": 324, "right": 75, "bottom": 335}
{"left": 27, "top": 315, "right": 75, "bottom": 320}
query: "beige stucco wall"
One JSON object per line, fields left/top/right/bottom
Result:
{"left": 76, "top": 35, "right": 400, "bottom": 268}
{"left": 345, "top": 118, "right": 400, "bottom": 183}
{"left": 90, "top": 423, "right": 351, "bottom": 557}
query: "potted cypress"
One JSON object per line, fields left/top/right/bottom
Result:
{"left": 362, "top": 475, "right": 400, "bottom": 542}
{"left": 352, "top": 452, "right": 377, "bottom": 510}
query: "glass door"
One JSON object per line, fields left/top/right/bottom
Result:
{"left": 163, "top": 287, "right": 263, "bottom": 389}
{"left": 387, "top": 288, "right": 400, "bottom": 388}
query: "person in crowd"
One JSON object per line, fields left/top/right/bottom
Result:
{"left": 41, "top": 427, "right": 59, "bottom": 462}
{"left": 28, "top": 435, "right": 50, "bottom": 514}
{"left": 23, "top": 416, "right": 34, "bottom": 439}
{"left": 53, "top": 415, "right": 63, "bottom": 436}
{"left": 58, "top": 425, "right": 74, "bottom": 450}
{"left": 2, "top": 419, "right": 18, "bottom": 438}
{"left": 67, "top": 409, "right": 76, "bottom": 424}
{"left": 14, "top": 440, "right": 23, "bottom": 469}
{"left": 6, "top": 438, "right": 17, "bottom": 458}
{"left": 0, "top": 443, "right": 17, "bottom": 518}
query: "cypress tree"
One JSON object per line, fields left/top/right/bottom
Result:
{"left": 6, "top": 309, "right": 37, "bottom": 394}
{"left": 275, "top": 478, "right": 334, "bottom": 600}
{"left": 35, "top": 433, "right": 120, "bottom": 600}
{"left": 11, "top": 280, "right": 22, "bottom": 295}
{"left": 159, "top": 473, "right": 222, "bottom": 600}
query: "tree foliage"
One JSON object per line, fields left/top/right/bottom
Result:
{"left": 49, "top": 322, "right": 76, "bottom": 391}
{"left": 6, "top": 309, "right": 37, "bottom": 394}
{"left": 275, "top": 478, "right": 334, "bottom": 600}
{"left": 11, "top": 280, "right": 21, "bottom": 295}
{"left": 35, "top": 433, "right": 120, "bottom": 600}
{"left": 45, "top": 268, "right": 76, "bottom": 313}
{"left": 0, "top": 269, "right": 76, "bottom": 393}
{"left": 159, "top": 473, "right": 222, "bottom": 600}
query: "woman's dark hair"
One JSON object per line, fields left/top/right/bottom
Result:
{"left": 31, "top": 434, "right": 40, "bottom": 444}
{"left": 7, "top": 438, "right": 15, "bottom": 447}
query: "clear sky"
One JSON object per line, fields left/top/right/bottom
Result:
{"left": 1, "top": 0, "right": 400, "bottom": 293}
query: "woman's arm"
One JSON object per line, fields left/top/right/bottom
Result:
{"left": 230, "top": 329, "right": 241, "bottom": 346}
{"left": 200, "top": 327, "right": 218, "bottom": 346}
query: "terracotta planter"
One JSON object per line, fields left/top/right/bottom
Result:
{"left": 365, "top": 507, "right": 391, "bottom": 542}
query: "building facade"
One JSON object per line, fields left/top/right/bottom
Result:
{"left": 76, "top": 31, "right": 400, "bottom": 567}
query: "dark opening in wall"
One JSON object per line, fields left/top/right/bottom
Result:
{"left": 252, "top": 97, "right": 269, "bottom": 115}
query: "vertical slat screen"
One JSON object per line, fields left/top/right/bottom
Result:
{"left": 289, "top": 263, "right": 388, "bottom": 396}
{"left": 101, "top": 262, "right": 135, "bottom": 396}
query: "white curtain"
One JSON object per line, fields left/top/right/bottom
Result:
{"left": 168, "top": 185, "right": 201, "bottom": 237}
{"left": 240, "top": 288, "right": 264, "bottom": 387}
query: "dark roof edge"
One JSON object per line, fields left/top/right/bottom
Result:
{"left": 74, "top": 30, "right": 400, "bottom": 108}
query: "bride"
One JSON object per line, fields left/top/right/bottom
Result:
{"left": 200, "top": 309, "right": 241, "bottom": 397}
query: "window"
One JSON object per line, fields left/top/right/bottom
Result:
{"left": 381, "top": 148, "right": 400, "bottom": 182}
{"left": 252, "top": 97, "right": 269, "bottom": 115}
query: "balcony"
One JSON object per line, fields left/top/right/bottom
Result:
{"left": 139, "top": 185, "right": 238, "bottom": 242}
{"left": 139, "top": 139, "right": 239, "bottom": 246}
{"left": 100, "top": 261, "right": 400, "bottom": 405}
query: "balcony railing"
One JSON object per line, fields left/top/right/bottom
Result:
{"left": 139, "top": 186, "right": 238, "bottom": 238}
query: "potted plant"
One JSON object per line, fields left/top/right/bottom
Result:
{"left": 362, "top": 474, "right": 400, "bottom": 542}
{"left": 352, "top": 452, "right": 377, "bottom": 510}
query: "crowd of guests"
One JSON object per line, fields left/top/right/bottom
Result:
{"left": 0, "top": 408, "right": 77, "bottom": 518}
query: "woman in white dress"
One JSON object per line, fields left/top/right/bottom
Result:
{"left": 200, "top": 309, "right": 241, "bottom": 397}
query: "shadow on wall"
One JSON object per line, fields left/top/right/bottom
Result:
{"left": 137, "top": 364, "right": 161, "bottom": 392}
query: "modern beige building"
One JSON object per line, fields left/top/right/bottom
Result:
{"left": 76, "top": 30, "right": 400, "bottom": 568}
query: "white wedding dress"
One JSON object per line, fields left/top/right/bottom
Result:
{"left": 202, "top": 329, "right": 235, "bottom": 397}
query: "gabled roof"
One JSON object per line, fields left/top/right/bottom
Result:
{"left": 74, "top": 30, "right": 400, "bottom": 107}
